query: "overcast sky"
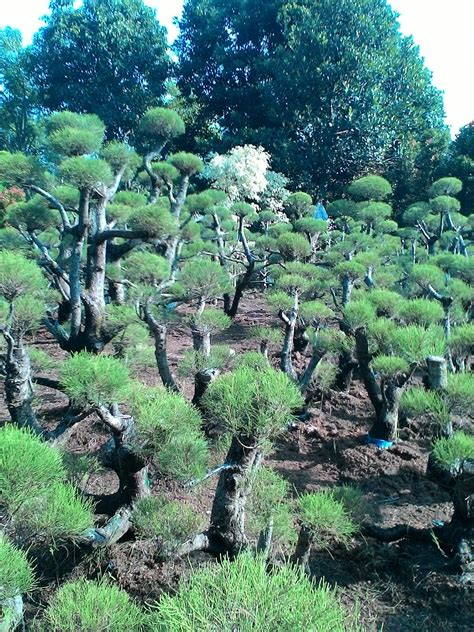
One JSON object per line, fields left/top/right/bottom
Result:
{"left": 1, "top": 0, "right": 473, "bottom": 135}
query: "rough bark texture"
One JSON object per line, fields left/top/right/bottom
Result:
{"left": 369, "top": 381, "right": 403, "bottom": 442}
{"left": 426, "top": 355, "right": 448, "bottom": 390}
{"left": 290, "top": 525, "right": 312, "bottom": 567}
{"left": 208, "top": 435, "right": 260, "bottom": 557}
{"left": 3, "top": 334, "right": 43, "bottom": 433}
{"left": 191, "top": 328, "right": 211, "bottom": 357}
{"left": 192, "top": 368, "right": 219, "bottom": 409}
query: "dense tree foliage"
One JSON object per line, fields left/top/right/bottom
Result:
{"left": 443, "top": 122, "right": 474, "bottom": 213}
{"left": 176, "top": 0, "right": 447, "bottom": 197}
{"left": 0, "top": 28, "right": 40, "bottom": 152}
{"left": 0, "top": 3, "right": 473, "bottom": 627}
{"left": 29, "top": 0, "right": 171, "bottom": 138}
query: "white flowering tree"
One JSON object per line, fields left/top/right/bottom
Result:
{"left": 203, "top": 145, "right": 270, "bottom": 203}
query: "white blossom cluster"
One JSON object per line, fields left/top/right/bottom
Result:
{"left": 203, "top": 144, "right": 270, "bottom": 202}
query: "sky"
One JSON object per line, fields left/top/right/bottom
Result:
{"left": 1, "top": 0, "right": 473, "bottom": 136}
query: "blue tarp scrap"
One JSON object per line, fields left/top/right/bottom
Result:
{"left": 313, "top": 202, "right": 328, "bottom": 221}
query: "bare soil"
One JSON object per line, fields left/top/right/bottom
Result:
{"left": 1, "top": 294, "right": 472, "bottom": 631}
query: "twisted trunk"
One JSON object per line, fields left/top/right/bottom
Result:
{"left": 3, "top": 332, "right": 43, "bottom": 434}
{"left": 280, "top": 292, "right": 299, "bottom": 381}
{"left": 208, "top": 435, "right": 261, "bottom": 557}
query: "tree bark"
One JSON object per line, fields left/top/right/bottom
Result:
{"left": 3, "top": 332, "right": 43, "bottom": 434}
{"left": 208, "top": 435, "right": 261, "bottom": 557}
{"left": 369, "top": 380, "right": 403, "bottom": 442}
{"left": 290, "top": 525, "right": 312, "bottom": 567}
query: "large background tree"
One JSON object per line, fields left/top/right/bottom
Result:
{"left": 442, "top": 121, "right": 474, "bottom": 214}
{"left": 29, "top": 0, "right": 171, "bottom": 139}
{"left": 176, "top": 0, "right": 447, "bottom": 200}
{"left": 0, "top": 28, "right": 40, "bottom": 152}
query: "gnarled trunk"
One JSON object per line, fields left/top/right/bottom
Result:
{"left": 208, "top": 435, "right": 261, "bottom": 557}
{"left": 3, "top": 333, "right": 43, "bottom": 434}
{"left": 290, "top": 525, "right": 312, "bottom": 567}
{"left": 369, "top": 381, "right": 403, "bottom": 442}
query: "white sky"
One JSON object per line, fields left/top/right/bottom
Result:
{"left": 1, "top": 0, "right": 473, "bottom": 135}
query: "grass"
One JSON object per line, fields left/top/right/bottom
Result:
{"left": 297, "top": 490, "right": 358, "bottom": 548}
{"left": 36, "top": 579, "right": 148, "bottom": 632}
{"left": 432, "top": 431, "right": 474, "bottom": 469}
{"left": 149, "top": 553, "right": 364, "bottom": 631}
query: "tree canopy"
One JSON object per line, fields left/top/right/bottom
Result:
{"left": 176, "top": 0, "right": 447, "bottom": 197}
{"left": 29, "top": 0, "right": 171, "bottom": 138}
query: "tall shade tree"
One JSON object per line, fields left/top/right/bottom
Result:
{"left": 0, "top": 28, "right": 40, "bottom": 152}
{"left": 30, "top": 0, "right": 171, "bottom": 138}
{"left": 443, "top": 121, "right": 474, "bottom": 214}
{"left": 176, "top": 0, "right": 446, "bottom": 197}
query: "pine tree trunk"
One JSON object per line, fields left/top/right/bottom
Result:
{"left": 208, "top": 435, "right": 260, "bottom": 557}
{"left": 369, "top": 381, "right": 402, "bottom": 442}
{"left": 290, "top": 525, "right": 312, "bottom": 567}
{"left": 3, "top": 333, "right": 43, "bottom": 434}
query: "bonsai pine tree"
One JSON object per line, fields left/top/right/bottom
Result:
{"left": 0, "top": 251, "right": 50, "bottom": 432}
{"left": 0, "top": 107, "right": 200, "bottom": 354}
{"left": 172, "top": 362, "right": 304, "bottom": 557}
{"left": 0, "top": 535, "right": 35, "bottom": 632}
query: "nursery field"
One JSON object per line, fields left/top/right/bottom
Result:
{"left": 1, "top": 295, "right": 473, "bottom": 631}
{"left": 0, "top": 1, "right": 473, "bottom": 630}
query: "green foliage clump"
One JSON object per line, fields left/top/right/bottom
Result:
{"left": 59, "top": 156, "right": 113, "bottom": 189}
{"left": 131, "top": 387, "right": 208, "bottom": 482}
{"left": 5, "top": 195, "right": 58, "bottom": 233}
{"left": 169, "top": 152, "right": 204, "bottom": 176}
{"left": 448, "top": 323, "right": 474, "bottom": 357}
{"left": 297, "top": 491, "right": 357, "bottom": 549}
{"left": 397, "top": 299, "right": 444, "bottom": 326}
{"left": 0, "top": 534, "right": 35, "bottom": 601}
{"left": 343, "top": 300, "right": 377, "bottom": 330}
{"left": 113, "top": 191, "right": 147, "bottom": 208}
{"left": 128, "top": 201, "right": 177, "bottom": 239}
{"left": 432, "top": 432, "right": 474, "bottom": 470}
{"left": 132, "top": 496, "right": 203, "bottom": 547}
{"left": 123, "top": 251, "right": 171, "bottom": 286}
{"left": 61, "top": 352, "right": 130, "bottom": 408}
{"left": 246, "top": 467, "right": 296, "bottom": 548}
{"left": 429, "top": 177, "right": 463, "bottom": 198}
{"left": 389, "top": 325, "right": 445, "bottom": 363}
{"left": 191, "top": 307, "right": 231, "bottom": 333}
{"left": 29, "top": 347, "right": 58, "bottom": 374}
{"left": 175, "top": 259, "right": 231, "bottom": 302}
{"left": 0, "top": 251, "right": 47, "bottom": 302}
{"left": 150, "top": 553, "right": 361, "bottom": 632}
{"left": 234, "top": 351, "right": 271, "bottom": 371}
{"left": 177, "top": 346, "right": 232, "bottom": 377}
{"left": 0, "top": 426, "right": 93, "bottom": 541}
{"left": 202, "top": 365, "right": 304, "bottom": 440}
{"left": 37, "top": 579, "right": 148, "bottom": 632}
{"left": 313, "top": 359, "right": 339, "bottom": 395}
{"left": 250, "top": 326, "right": 283, "bottom": 346}
{"left": 371, "top": 355, "right": 409, "bottom": 378}
{"left": 283, "top": 192, "right": 313, "bottom": 219}
{"left": 400, "top": 387, "right": 447, "bottom": 421}
{"left": 277, "top": 232, "right": 311, "bottom": 260}
{"left": 446, "top": 373, "right": 474, "bottom": 416}
{"left": 332, "top": 486, "right": 369, "bottom": 524}
{"left": 300, "top": 300, "right": 333, "bottom": 322}
{"left": 347, "top": 175, "right": 392, "bottom": 201}
{"left": 49, "top": 125, "right": 103, "bottom": 157}
{"left": 138, "top": 107, "right": 185, "bottom": 145}
{"left": 0, "top": 151, "right": 42, "bottom": 186}
{"left": 100, "top": 141, "right": 139, "bottom": 175}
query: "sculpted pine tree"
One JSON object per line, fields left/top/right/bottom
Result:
{"left": 0, "top": 252, "right": 50, "bottom": 432}
{"left": 0, "top": 107, "right": 200, "bottom": 355}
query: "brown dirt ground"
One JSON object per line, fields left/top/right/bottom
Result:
{"left": 1, "top": 294, "right": 473, "bottom": 631}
